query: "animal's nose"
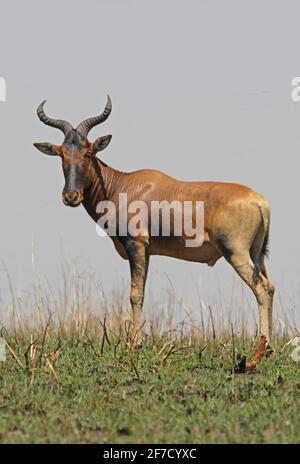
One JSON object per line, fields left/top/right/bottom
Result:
{"left": 63, "top": 191, "right": 79, "bottom": 205}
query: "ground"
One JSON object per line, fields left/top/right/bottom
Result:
{"left": 0, "top": 334, "right": 299, "bottom": 444}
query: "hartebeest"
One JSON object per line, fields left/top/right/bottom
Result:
{"left": 34, "top": 95, "right": 275, "bottom": 368}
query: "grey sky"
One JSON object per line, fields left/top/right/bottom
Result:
{"left": 0, "top": 0, "right": 300, "bottom": 317}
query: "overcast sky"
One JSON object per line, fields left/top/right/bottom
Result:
{"left": 1, "top": 0, "right": 300, "bottom": 322}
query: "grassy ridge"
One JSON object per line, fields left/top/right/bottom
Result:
{"left": 0, "top": 332, "right": 299, "bottom": 444}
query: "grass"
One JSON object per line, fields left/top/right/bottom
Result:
{"left": 0, "top": 331, "right": 299, "bottom": 444}
{"left": 0, "top": 265, "right": 299, "bottom": 444}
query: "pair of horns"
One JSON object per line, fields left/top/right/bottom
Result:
{"left": 37, "top": 95, "right": 112, "bottom": 137}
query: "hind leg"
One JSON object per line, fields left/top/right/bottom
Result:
{"left": 260, "top": 260, "right": 275, "bottom": 351}
{"left": 226, "top": 251, "right": 273, "bottom": 367}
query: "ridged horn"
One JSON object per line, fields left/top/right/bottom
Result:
{"left": 77, "top": 95, "right": 112, "bottom": 137}
{"left": 37, "top": 100, "right": 73, "bottom": 135}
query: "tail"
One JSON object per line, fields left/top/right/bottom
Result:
{"left": 252, "top": 202, "right": 270, "bottom": 283}
{"left": 261, "top": 229, "right": 270, "bottom": 258}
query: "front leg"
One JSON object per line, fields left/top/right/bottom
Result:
{"left": 124, "top": 238, "right": 149, "bottom": 347}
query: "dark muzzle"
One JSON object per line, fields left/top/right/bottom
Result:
{"left": 63, "top": 191, "right": 81, "bottom": 207}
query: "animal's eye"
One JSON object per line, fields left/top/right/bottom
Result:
{"left": 84, "top": 152, "right": 92, "bottom": 159}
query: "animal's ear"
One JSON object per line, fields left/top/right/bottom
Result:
{"left": 33, "top": 142, "right": 61, "bottom": 156}
{"left": 92, "top": 135, "right": 112, "bottom": 154}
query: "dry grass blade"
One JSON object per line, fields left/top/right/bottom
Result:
{"left": 208, "top": 305, "right": 216, "bottom": 341}
{"left": 100, "top": 314, "right": 111, "bottom": 354}
{"left": 46, "top": 343, "right": 64, "bottom": 368}
{"left": 2, "top": 338, "right": 25, "bottom": 368}
{"left": 38, "top": 313, "right": 52, "bottom": 368}
{"left": 45, "top": 356, "right": 59, "bottom": 383}
{"left": 157, "top": 338, "right": 176, "bottom": 357}
{"left": 24, "top": 339, "right": 37, "bottom": 369}
{"left": 131, "top": 320, "right": 146, "bottom": 349}
{"left": 231, "top": 323, "right": 236, "bottom": 394}
{"left": 113, "top": 358, "right": 138, "bottom": 378}
{"left": 280, "top": 336, "right": 299, "bottom": 353}
{"left": 161, "top": 343, "right": 176, "bottom": 362}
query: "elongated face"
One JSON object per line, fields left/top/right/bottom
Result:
{"left": 33, "top": 96, "right": 112, "bottom": 207}
{"left": 34, "top": 129, "right": 111, "bottom": 207}
{"left": 61, "top": 130, "right": 91, "bottom": 207}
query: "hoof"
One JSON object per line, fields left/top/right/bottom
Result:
{"left": 235, "top": 335, "right": 269, "bottom": 373}
{"left": 265, "top": 343, "right": 274, "bottom": 358}
{"left": 234, "top": 355, "right": 257, "bottom": 373}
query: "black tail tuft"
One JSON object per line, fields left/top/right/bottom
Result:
{"left": 261, "top": 230, "right": 270, "bottom": 258}
{"left": 253, "top": 230, "right": 270, "bottom": 284}
{"left": 253, "top": 261, "right": 260, "bottom": 284}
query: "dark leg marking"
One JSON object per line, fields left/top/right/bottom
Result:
{"left": 215, "top": 235, "right": 233, "bottom": 261}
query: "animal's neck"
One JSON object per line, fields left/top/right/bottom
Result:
{"left": 82, "top": 158, "right": 123, "bottom": 222}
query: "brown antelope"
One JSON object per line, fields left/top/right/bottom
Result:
{"left": 34, "top": 95, "right": 275, "bottom": 368}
